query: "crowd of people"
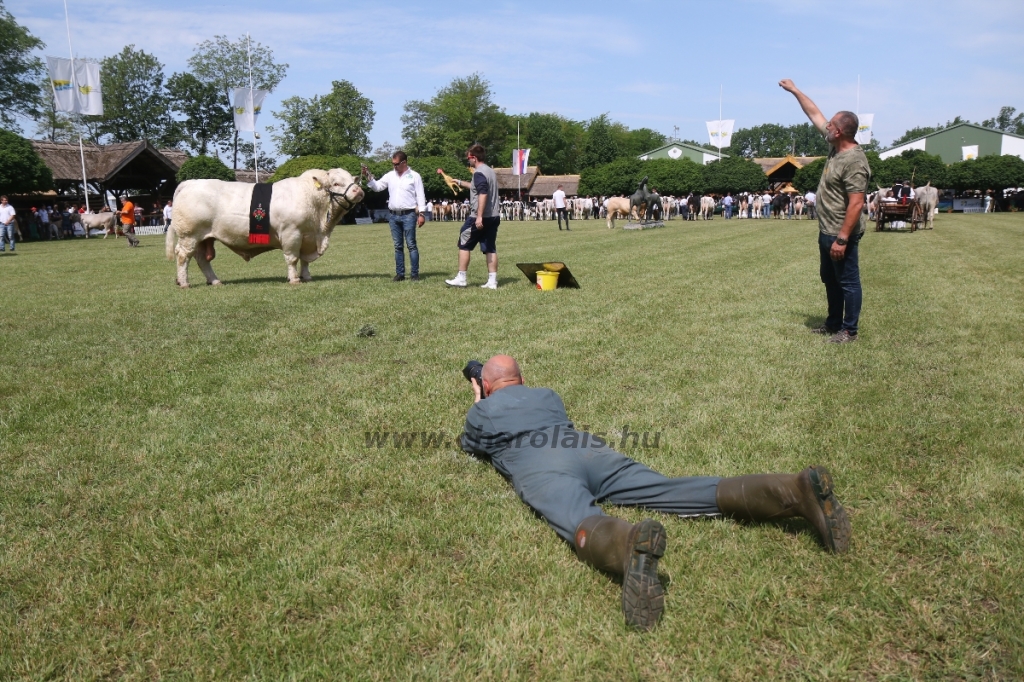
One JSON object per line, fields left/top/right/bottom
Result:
{"left": 0, "top": 198, "right": 173, "bottom": 245}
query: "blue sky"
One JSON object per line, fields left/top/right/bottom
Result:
{"left": 13, "top": 0, "right": 1024, "bottom": 156}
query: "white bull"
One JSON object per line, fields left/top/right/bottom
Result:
{"left": 80, "top": 211, "right": 117, "bottom": 238}
{"left": 166, "top": 168, "right": 364, "bottom": 287}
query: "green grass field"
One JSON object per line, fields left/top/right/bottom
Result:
{"left": 2, "top": 213, "right": 1023, "bottom": 680}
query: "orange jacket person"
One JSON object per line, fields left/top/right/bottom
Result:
{"left": 119, "top": 198, "right": 139, "bottom": 247}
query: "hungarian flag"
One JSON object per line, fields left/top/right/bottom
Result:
{"left": 512, "top": 148, "right": 530, "bottom": 175}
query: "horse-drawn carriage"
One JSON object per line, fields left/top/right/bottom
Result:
{"left": 875, "top": 198, "right": 923, "bottom": 232}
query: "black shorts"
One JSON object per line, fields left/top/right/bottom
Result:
{"left": 457, "top": 216, "right": 500, "bottom": 253}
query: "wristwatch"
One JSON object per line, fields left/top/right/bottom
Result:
{"left": 836, "top": 237, "right": 848, "bottom": 246}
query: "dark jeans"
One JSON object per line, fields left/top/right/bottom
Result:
{"left": 556, "top": 207, "right": 570, "bottom": 229}
{"left": 819, "top": 232, "right": 863, "bottom": 334}
{"left": 388, "top": 212, "right": 418, "bottom": 277}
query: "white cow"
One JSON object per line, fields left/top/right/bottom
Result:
{"left": 915, "top": 182, "right": 939, "bottom": 230}
{"left": 166, "top": 168, "right": 364, "bottom": 287}
{"left": 700, "top": 195, "right": 716, "bottom": 220}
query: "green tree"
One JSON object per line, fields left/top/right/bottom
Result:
{"left": 945, "top": 154, "right": 1024, "bottom": 195}
{"left": 982, "top": 106, "right": 1024, "bottom": 135}
{"left": 701, "top": 157, "right": 768, "bottom": 194}
{"left": 0, "top": 1, "right": 45, "bottom": 131}
{"left": 579, "top": 114, "right": 620, "bottom": 170}
{"left": 515, "top": 112, "right": 584, "bottom": 174}
{"left": 99, "top": 46, "right": 180, "bottom": 145}
{"left": 578, "top": 157, "right": 642, "bottom": 196}
{"left": 187, "top": 35, "right": 288, "bottom": 168}
{"left": 875, "top": 149, "right": 947, "bottom": 189}
{"left": 728, "top": 123, "right": 829, "bottom": 158}
{"left": 166, "top": 72, "right": 233, "bottom": 155}
{"left": 641, "top": 158, "right": 705, "bottom": 196}
{"left": 0, "top": 129, "right": 53, "bottom": 192}
{"left": 236, "top": 140, "right": 278, "bottom": 173}
{"left": 401, "top": 74, "right": 510, "bottom": 162}
{"left": 617, "top": 127, "right": 667, "bottom": 158}
{"left": 271, "top": 79, "right": 375, "bottom": 158}
{"left": 176, "top": 154, "right": 235, "bottom": 182}
{"left": 792, "top": 157, "right": 826, "bottom": 193}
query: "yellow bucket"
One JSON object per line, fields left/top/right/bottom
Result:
{"left": 536, "top": 270, "right": 559, "bottom": 291}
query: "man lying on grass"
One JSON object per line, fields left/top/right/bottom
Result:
{"left": 461, "top": 355, "right": 852, "bottom": 631}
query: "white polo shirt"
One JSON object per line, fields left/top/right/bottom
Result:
{"left": 366, "top": 167, "right": 426, "bottom": 212}
{"left": 0, "top": 204, "right": 15, "bottom": 225}
{"left": 552, "top": 189, "right": 566, "bottom": 209}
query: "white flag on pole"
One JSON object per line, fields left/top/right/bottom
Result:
{"left": 706, "top": 119, "right": 735, "bottom": 149}
{"left": 74, "top": 60, "right": 103, "bottom": 115}
{"left": 232, "top": 87, "right": 269, "bottom": 132}
{"left": 512, "top": 148, "right": 530, "bottom": 175}
{"left": 46, "top": 56, "right": 78, "bottom": 113}
{"left": 855, "top": 113, "right": 874, "bottom": 145}
{"left": 962, "top": 145, "right": 979, "bottom": 161}
{"left": 46, "top": 57, "right": 103, "bottom": 115}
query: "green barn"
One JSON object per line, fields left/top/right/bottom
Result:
{"left": 638, "top": 141, "right": 727, "bottom": 165}
{"left": 880, "top": 122, "right": 1024, "bottom": 164}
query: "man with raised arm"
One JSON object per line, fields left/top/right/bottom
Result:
{"left": 779, "top": 79, "right": 870, "bottom": 344}
{"left": 461, "top": 354, "right": 852, "bottom": 631}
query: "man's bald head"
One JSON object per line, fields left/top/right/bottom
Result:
{"left": 481, "top": 355, "right": 523, "bottom": 395}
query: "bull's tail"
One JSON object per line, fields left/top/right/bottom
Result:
{"left": 165, "top": 222, "right": 177, "bottom": 260}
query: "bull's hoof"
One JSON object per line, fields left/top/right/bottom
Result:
{"left": 178, "top": 282, "right": 189, "bottom": 289}
{"left": 288, "top": 279, "right": 302, "bottom": 285}
{"left": 300, "top": 276, "right": 313, "bottom": 283}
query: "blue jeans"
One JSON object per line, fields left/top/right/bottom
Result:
{"left": 819, "top": 232, "right": 863, "bottom": 334}
{"left": 0, "top": 222, "right": 14, "bottom": 251}
{"left": 724, "top": 205, "right": 733, "bottom": 219}
{"left": 388, "top": 212, "right": 418, "bottom": 277}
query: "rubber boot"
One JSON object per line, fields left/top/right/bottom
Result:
{"left": 715, "top": 466, "right": 851, "bottom": 554}
{"left": 574, "top": 515, "right": 667, "bottom": 631}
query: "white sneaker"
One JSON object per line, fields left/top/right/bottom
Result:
{"left": 445, "top": 276, "right": 467, "bottom": 287}
{"left": 480, "top": 280, "right": 497, "bottom": 289}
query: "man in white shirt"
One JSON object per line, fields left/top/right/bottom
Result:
{"left": 0, "top": 196, "right": 16, "bottom": 252}
{"left": 804, "top": 190, "right": 816, "bottom": 220}
{"left": 362, "top": 151, "right": 427, "bottom": 281}
{"left": 552, "top": 184, "right": 570, "bottom": 231}
{"left": 162, "top": 200, "right": 173, "bottom": 234}
{"left": 762, "top": 191, "right": 773, "bottom": 219}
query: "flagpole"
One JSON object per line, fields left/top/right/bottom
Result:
{"left": 246, "top": 34, "right": 259, "bottom": 179}
{"left": 857, "top": 75, "right": 860, "bottom": 117}
{"left": 63, "top": 0, "right": 89, "bottom": 211}
{"left": 517, "top": 120, "right": 521, "bottom": 203}
{"left": 716, "top": 85, "right": 722, "bottom": 161}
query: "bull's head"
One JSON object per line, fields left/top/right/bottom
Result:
{"left": 310, "top": 168, "right": 365, "bottom": 255}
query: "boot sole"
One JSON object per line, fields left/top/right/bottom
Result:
{"left": 622, "top": 519, "right": 667, "bottom": 631}
{"left": 808, "top": 466, "right": 851, "bottom": 554}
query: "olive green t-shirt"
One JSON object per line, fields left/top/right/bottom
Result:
{"left": 816, "top": 146, "right": 870, "bottom": 236}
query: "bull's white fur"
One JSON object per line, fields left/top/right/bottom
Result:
{"left": 166, "top": 168, "right": 363, "bottom": 287}
{"left": 80, "top": 211, "right": 117, "bottom": 238}
{"left": 915, "top": 182, "right": 939, "bottom": 230}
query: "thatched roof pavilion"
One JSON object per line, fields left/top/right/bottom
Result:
{"left": 528, "top": 174, "right": 580, "bottom": 198}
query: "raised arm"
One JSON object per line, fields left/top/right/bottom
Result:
{"left": 779, "top": 79, "right": 827, "bottom": 135}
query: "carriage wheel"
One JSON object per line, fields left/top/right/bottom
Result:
{"left": 875, "top": 206, "right": 885, "bottom": 231}
{"left": 910, "top": 204, "right": 921, "bottom": 232}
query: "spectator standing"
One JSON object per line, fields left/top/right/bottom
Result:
{"left": 443, "top": 143, "right": 501, "bottom": 289}
{"left": 781, "top": 78, "right": 869, "bottom": 344}
{"left": 722, "top": 192, "right": 734, "bottom": 219}
{"left": 804, "top": 190, "right": 816, "bottom": 220}
{"left": 552, "top": 184, "right": 570, "bottom": 230}
{"left": 163, "top": 200, "right": 173, "bottom": 233}
{"left": 762, "top": 191, "right": 772, "bottom": 218}
{"left": 984, "top": 191, "right": 993, "bottom": 213}
{"left": 361, "top": 150, "right": 426, "bottom": 282}
{"left": 0, "top": 196, "right": 16, "bottom": 252}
